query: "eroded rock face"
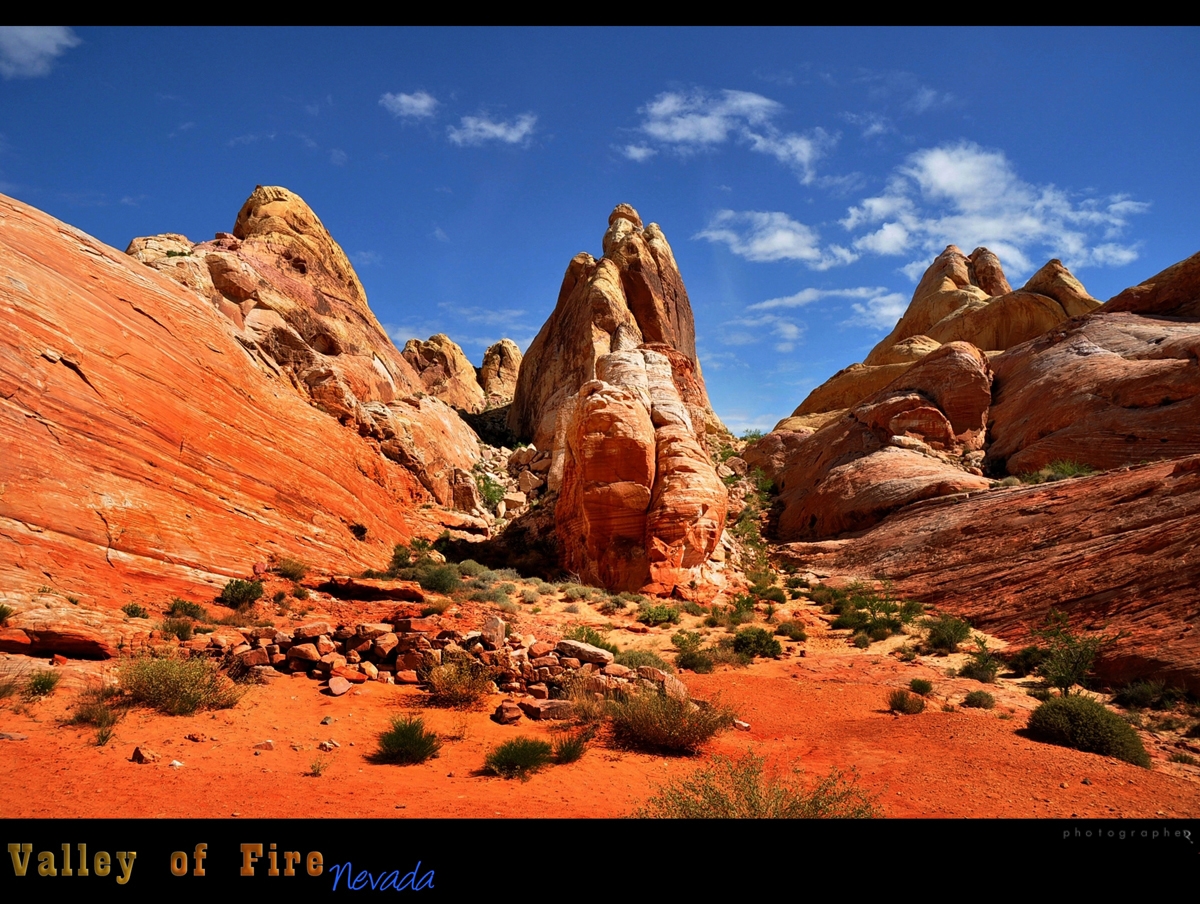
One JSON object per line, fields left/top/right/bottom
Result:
{"left": 402, "top": 334, "right": 487, "bottom": 413}
{"left": 555, "top": 348, "right": 727, "bottom": 597}
{"left": 0, "top": 191, "right": 440, "bottom": 618}
{"left": 127, "top": 185, "right": 480, "bottom": 506}
{"left": 779, "top": 457, "right": 1200, "bottom": 694}
{"left": 985, "top": 255, "right": 1200, "bottom": 475}
{"left": 509, "top": 204, "right": 721, "bottom": 450}
{"left": 479, "top": 339, "right": 522, "bottom": 405}
{"left": 785, "top": 246, "right": 1100, "bottom": 424}
{"left": 773, "top": 343, "right": 994, "bottom": 541}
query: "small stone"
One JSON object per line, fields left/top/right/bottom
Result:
{"left": 320, "top": 716, "right": 335, "bottom": 725}
{"left": 254, "top": 740, "right": 275, "bottom": 751}
{"left": 51, "top": 654, "right": 68, "bottom": 666}
{"left": 328, "top": 676, "right": 352, "bottom": 696}
{"left": 131, "top": 747, "right": 160, "bottom": 764}
{"left": 734, "top": 720, "right": 751, "bottom": 732}
{"left": 168, "top": 760, "right": 184, "bottom": 769}
{"left": 0, "top": 732, "right": 29, "bottom": 741}
{"left": 185, "top": 733, "right": 207, "bottom": 743}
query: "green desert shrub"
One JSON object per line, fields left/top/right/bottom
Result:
{"left": 274, "top": 557, "right": 308, "bottom": 581}
{"left": 909, "top": 678, "right": 933, "bottom": 696}
{"left": 1113, "top": 679, "right": 1181, "bottom": 711}
{"left": 374, "top": 715, "right": 441, "bottom": 764}
{"left": 608, "top": 689, "right": 735, "bottom": 754}
{"left": 218, "top": 579, "right": 263, "bottom": 610}
{"left": 24, "top": 670, "right": 61, "bottom": 698}
{"left": 775, "top": 621, "right": 807, "bottom": 642}
{"left": 456, "top": 559, "right": 486, "bottom": 577}
{"left": 672, "top": 630, "right": 714, "bottom": 673}
{"left": 637, "top": 604, "right": 681, "bottom": 627}
{"left": 1032, "top": 610, "right": 1118, "bottom": 695}
{"left": 417, "top": 565, "right": 462, "bottom": 594}
{"left": 614, "top": 649, "right": 673, "bottom": 672}
{"left": 1026, "top": 695, "right": 1150, "bottom": 767}
{"left": 562, "top": 625, "right": 619, "bottom": 656}
{"left": 963, "top": 690, "right": 996, "bottom": 709}
{"left": 118, "top": 652, "right": 241, "bottom": 715}
{"left": 733, "top": 627, "right": 782, "bottom": 659}
{"left": 924, "top": 614, "right": 972, "bottom": 653}
{"left": 757, "top": 586, "right": 787, "bottom": 605}
{"left": 888, "top": 689, "right": 925, "bottom": 715}
{"left": 0, "top": 604, "right": 13, "bottom": 625}
{"left": 484, "top": 737, "right": 553, "bottom": 779}
{"left": 552, "top": 730, "right": 590, "bottom": 764}
{"left": 1004, "top": 645, "right": 1048, "bottom": 678}
{"left": 959, "top": 638, "right": 1000, "bottom": 683}
{"left": 634, "top": 754, "right": 880, "bottom": 819}
{"left": 121, "top": 603, "right": 149, "bottom": 619}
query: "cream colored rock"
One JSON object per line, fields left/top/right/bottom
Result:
{"left": 479, "top": 339, "right": 522, "bottom": 404}
{"left": 401, "top": 334, "right": 487, "bottom": 413}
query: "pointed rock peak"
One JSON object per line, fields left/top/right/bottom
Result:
{"left": 967, "top": 247, "right": 1012, "bottom": 297}
{"left": 1023, "top": 259, "right": 1099, "bottom": 315}
{"left": 608, "top": 203, "right": 643, "bottom": 229}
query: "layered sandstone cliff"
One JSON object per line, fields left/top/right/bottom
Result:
{"left": 127, "top": 185, "right": 481, "bottom": 507}
{"left": 0, "top": 191, "right": 444, "bottom": 628}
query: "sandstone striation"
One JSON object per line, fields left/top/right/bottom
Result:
{"left": 509, "top": 203, "right": 721, "bottom": 450}
{"left": 127, "top": 185, "right": 480, "bottom": 507}
{"left": 779, "top": 457, "right": 1200, "bottom": 693}
{"left": 0, "top": 190, "right": 445, "bottom": 621}
{"left": 773, "top": 342, "right": 994, "bottom": 542}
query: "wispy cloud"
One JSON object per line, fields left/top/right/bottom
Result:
{"left": 840, "top": 141, "right": 1150, "bottom": 276}
{"left": 857, "top": 69, "right": 956, "bottom": 115}
{"left": 843, "top": 293, "right": 909, "bottom": 330}
{"left": 168, "top": 122, "right": 195, "bottom": 139}
{"left": 621, "top": 144, "right": 656, "bottom": 162}
{"left": 747, "top": 285, "right": 905, "bottom": 313}
{"left": 841, "top": 111, "right": 890, "bottom": 139}
{"left": 696, "top": 210, "right": 857, "bottom": 270}
{"left": 432, "top": 227, "right": 449, "bottom": 243}
{"left": 632, "top": 88, "right": 835, "bottom": 183}
{"left": 719, "top": 313, "right": 805, "bottom": 352}
{"left": 380, "top": 90, "right": 439, "bottom": 119}
{"left": 330, "top": 148, "right": 347, "bottom": 166}
{"left": 447, "top": 112, "right": 536, "bottom": 146}
{"left": 436, "top": 301, "right": 528, "bottom": 327}
{"left": 227, "top": 132, "right": 276, "bottom": 147}
{"left": 351, "top": 251, "right": 381, "bottom": 267}
{"left": 0, "top": 26, "right": 80, "bottom": 79}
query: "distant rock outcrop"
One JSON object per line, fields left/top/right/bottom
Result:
{"left": 985, "top": 251, "right": 1200, "bottom": 475}
{"left": 402, "top": 333, "right": 488, "bottom": 413}
{"left": 509, "top": 203, "right": 722, "bottom": 450}
{"left": 0, "top": 191, "right": 445, "bottom": 621}
{"left": 127, "top": 185, "right": 481, "bottom": 507}
{"left": 772, "top": 342, "right": 994, "bottom": 541}
{"left": 784, "top": 246, "right": 1100, "bottom": 425}
{"left": 479, "top": 339, "right": 522, "bottom": 406}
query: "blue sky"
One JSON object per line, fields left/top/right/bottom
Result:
{"left": 2, "top": 26, "right": 1197, "bottom": 433}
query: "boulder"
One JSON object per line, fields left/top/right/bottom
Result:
{"left": 402, "top": 333, "right": 487, "bottom": 413}
{"left": 479, "top": 339, "right": 522, "bottom": 404}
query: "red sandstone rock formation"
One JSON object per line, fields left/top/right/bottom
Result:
{"left": 402, "top": 333, "right": 488, "bottom": 413}
{"left": 773, "top": 343, "right": 994, "bottom": 542}
{"left": 479, "top": 339, "right": 522, "bottom": 406}
{"left": 0, "top": 191, "right": 445, "bottom": 628}
{"left": 127, "top": 185, "right": 480, "bottom": 507}
{"left": 779, "top": 457, "right": 1200, "bottom": 693}
{"left": 508, "top": 204, "right": 721, "bottom": 450}
{"left": 985, "top": 252, "right": 1200, "bottom": 475}
{"left": 786, "top": 246, "right": 1100, "bottom": 423}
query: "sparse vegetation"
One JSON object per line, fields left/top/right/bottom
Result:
{"left": 484, "top": 737, "right": 553, "bottom": 779}
{"left": 274, "top": 557, "right": 308, "bottom": 581}
{"left": 733, "top": 627, "right": 782, "bottom": 659}
{"left": 1018, "top": 460, "right": 1097, "bottom": 484}
{"left": 24, "top": 670, "right": 60, "bottom": 698}
{"left": 118, "top": 651, "right": 241, "bottom": 715}
{"left": 167, "top": 599, "right": 207, "bottom": 620}
{"left": 1003, "top": 645, "right": 1047, "bottom": 678}
{"left": 959, "top": 637, "right": 1000, "bottom": 683}
{"left": 218, "top": 579, "right": 263, "bottom": 610}
{"left": 909, "top": 678, "right": 933, "bottom": 696}
{"left": 1032, "top": 609, "right": 1119, "bottom": 695}
{"left": 417, "top": 565, "right": 462, "bottom": 594}
{"left": 1113, "top": 679, "right": 1182, "bottom": 711}
{"left": 552, "top": 730, "right": 591, "bottom": 764}
{"left": 474, "top": 467, "right": 506, "bottom": 515}
{"left": 1169, "top": 752, "right": 1198, "bottom": 766}
{"left": 158, "top": 618, "right": 194, "bottom": 642}
{"left": 613, "top": 649, "right": 673, "bottom": 672}
{"left": 672, "top": 630, "right": 714, "bottom": 673}
{"left": 634, "top": 754, "right": 880, "bottom": 818}
{"left": 775, "top": 621, "right": 807, "bottom": 642}
{"left": 1026, "top": 694, "right": 1150, "bottom": 767}
{"left": 563, "top": 625, "right": 619, "bottom": 656}
{"left": 373, "top": 715, "right": 442, "bottom": 765}
{"left": 121, "top": 603, "right": 149, "bottom": 619}
{"left": 963, "top": 690, "right": 996, "bottom": 709}
{"left": 424, "top": 652, "right": 494, "bottom": 708}
{"left": 70, "top": 685, "right": 124, "bottom": 745}
{"left": 888, "top": 689, "right": 925, "bottom": 714}
{"left": 0, "top": 604, "right": 13, "bottom": 625}
{"left": 924, "top": 614, "right": 972, "bottom": 653}
{"left": 637, "top": 603, "right": 680, "bottom": 627}
{"left": 607, "top": 688, "right": 735, "bottom": 754}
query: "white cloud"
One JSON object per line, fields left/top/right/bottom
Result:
{"left": 748, "top": 285, "right": 893, "bottom": 312}
{"left": 720, "top": 312, "right": 805, "bottom": 350}
{"left": 436, "top": 302, "right": 528, "bottom": 326}
{"left": 621, "top": 144, "right": 656, "bottom": 162}
{"left": 842, "top": 111, "right": 890, "bottom": 139}
{"left": 448, "top": 113, "right": 536, "bottom": 146}
{"left": 227, "top": 132, "right": 275, "bottom": 147}
{"left": 843, "top": 292, "right": 909, "bottom": 330}
{"left": 840, "top": 141, "right": 1149, "bottom": 276}
{"left": 634, "top": 88, "right": 834, "bottom": 183}
{"left": 351, "top": 251, "right": 381, "bottom": 267}
{"left": 329, "top": 148, "right": 347, "bottom": 166}
{"left": 696, "top": 210, "right": 858, "bottom": 270}
{"left": 0, "top": 26, "right": 80, "bottom": 79}
{"left": 379, "top": 91, "right": 439, "bottom": 119}
{"left": 432, "top": 227, "right": 449, "bottom": 243}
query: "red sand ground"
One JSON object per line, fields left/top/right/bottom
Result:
{"left": 0, "top": 599, "right": 1197, "bottom": 820}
